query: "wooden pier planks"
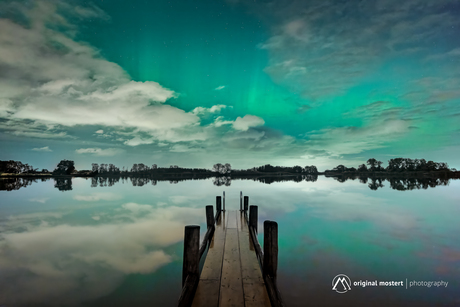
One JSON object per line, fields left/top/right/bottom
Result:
{"left": 191, "top": 210, "right": 270, "bottom": 307}
{"left": 220, "top": 228, "right": 244, "bottom": 306}
{"left": 238, "top": 212, "right": 271, "bottom": 307}
{"left": 192, "top": 212, "right": 226, "bottom": 307}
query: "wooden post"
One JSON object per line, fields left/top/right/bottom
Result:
{"left": 216, "top": 196, "right": 222, "bottom": 223}
{"left": 216, "top": 196, "right": 222, "bottom": 213}
{"left": 263, "top": 221, "right": 278, "bottom": 281}
{"left": 249, "top": 205, "right": 258, "bottom": 233}
{"left": 206, "top": 205, "right": 215, "bottom": 228}
{"left": 223, "top": 191, "right": 225, "bottom": 211}
{"left": 244, "top": 196, "right": 249, "bottom": 212}
{"left": 240, "top": 191, "right": 243, "bottom": 211}
{"left": 182, "top": 225, "right": 200, "bottom": 287}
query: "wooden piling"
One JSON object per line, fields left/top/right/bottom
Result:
{"left": 206, "top": 205, "right": 215, "bottom": 228}
{"left": 223, "top": 191, "right": 225, "bottom": 212}
{"left": 182, "top": 198, "right": 283, "bottom": 307}
{"left": 182, "top": 225, "right": 200, "bottom": 287}
{"left": 216, "top": 196, "right": 222, "bottom": 212}
{"left": 263, "top": 221, "right": 278, "bottom": 281}
{"left": 249, "top": 205, "right": 258, "bottom": 233}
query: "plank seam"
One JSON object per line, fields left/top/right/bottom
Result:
{"left": 237, "top": 211, "right": 247, "bottom": 307}
{"left": 217, "top": 211, "right": 227, "bottom": 307}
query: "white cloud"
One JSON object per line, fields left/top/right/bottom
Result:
{"left": 304, "top": 119, "right": 411, "bottom": 155}
{"left": 31, "top": 146, "right": 52, "bottom": 152}
{"left": 28, "top": 198, "right": 49, "bottom": 203}
{"left": 121, "top": 202, "right": 153, "bottom": 214}
{"left": 0, "top": 1, "right": 200, "bottom": 142}
{"left": 192, "top": 104, "right": 228, "bottom": 116}
{"left": 215, "top": 85, "right": 226, "bottom": 90}
{"left": 123, "top": 137, "right": 155, "bottom": 146}
{"left": 0, "top": 202, "right": 202, "bottom": 305}
{"left": 75, "top": 148, "right": 124, "bottom": 156}
{"left": 11, "top": 129, "right": 69, "bottom": 139}
{"left": 232, "top": 115, "right": 265, "bottom": 131}
{"left": 95, "top": 129, "right": 104, "bottom": 134}
{"left": 73, "top": 193, "right": 122, "bottom": 202}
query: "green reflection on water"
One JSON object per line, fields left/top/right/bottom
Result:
{"left": 0, "top": 177, "right": 459, "bottom": 306}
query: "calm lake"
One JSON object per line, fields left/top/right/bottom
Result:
{"left": 1, "top": 177, "right": 459, "bottom": 306}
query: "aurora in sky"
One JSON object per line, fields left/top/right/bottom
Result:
{"left": 1, "top": 0, "right": 459, "bottom": 171}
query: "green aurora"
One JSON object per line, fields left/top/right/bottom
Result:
{"left": 0, "top": 0, "right": 459, "bottom": 170}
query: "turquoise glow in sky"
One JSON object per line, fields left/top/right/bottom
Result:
{"left": 0, "top": 0, "right": 459, "bottom": 170}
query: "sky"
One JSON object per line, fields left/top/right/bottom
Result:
{"left": 0, "top": 0, "right": 459, "bottom": 171}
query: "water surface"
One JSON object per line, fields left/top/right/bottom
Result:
{"left": 0, "top": 177, "right": 459, "bottom": 306}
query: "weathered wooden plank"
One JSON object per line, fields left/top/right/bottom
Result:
{"left": 238, "top": 214, "right": 271, "bottom": 307}
{"left": 192, "top": 211, "right": 227, "bottom": 307}
{"left": 243, "top": 279, "right": 271, "bottom": 307}
{"left": 200, "top": 226, "right": 215, "bottom": 258}
{"left": 216, "top": 210, "right": 226, "bottom": 228}
{"left": 191, "top": 279, "right": 220, "bottom": 307}
{"left": 200, "top": 227, "right": 225, "bottom": 280}
{"left": 249, "top": 205, "right": 258, "bottom": 234}
{"left": 198, "top": 210, "right": 226, "bottom": 278}
{"left": 238, "top": 224, "right": 262, "bottom": 282}
{"left": 190, "top": 209, "right": 274, "bottom": 307}
{"left": 238, "top": 211, "right": 249, "bottom": 233}
{"left": 227, "top": 210, "right": 237, "bottom": 228}
{"left": 220, "top": 228, "right": 244, "bottom": 307}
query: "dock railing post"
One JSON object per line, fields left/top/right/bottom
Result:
{"left": 240, "top": 191, "right": 243, "bottom": 211}
{"left": 216, "top": 196, "right": 222, "bottom": 222}
{"left": 216, "top": 196, "right": 222, "bottom": 213}
{"left": 244, "top": 196, "right": 249, "bottom": 212}
{"left": 263, "top": 221, "right": 278, "bottom": 281}
{"left": 206, "top": 205, "right": 215, "bottom": 228}
{"left": 223, "top": 191, "right": 225, "bottom": 212}
{"left": 249, "top": 205, "right": 258, "bottom": 233}
{"left": 182, "top": 225, "right": 200, "bottom": 287}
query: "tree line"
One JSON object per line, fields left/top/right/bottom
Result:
{"left": 241, "top": 164, "right": 318, "bottom": 174}
{"left": 326, "top": 158, "right": 453, "bottom": 173}
{"left": 1, "top": 157, "right": 457, "bottom": 177}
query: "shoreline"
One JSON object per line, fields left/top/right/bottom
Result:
{"left": 1, "top": 170, "right": 459, "bottom": 179}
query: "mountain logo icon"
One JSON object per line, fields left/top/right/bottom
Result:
{"left": 332, "top": 274, "right": 352, "bottom": 293}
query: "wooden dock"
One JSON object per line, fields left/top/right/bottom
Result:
{"left": 192, "top": 210, "right": 270, "bottom": 307}
{"left": 179, "top": 193, "right": 283, "bottom": 307}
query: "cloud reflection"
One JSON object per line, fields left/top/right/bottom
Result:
{"left": 0, "top": 202, "right": 202, "bottom": 305}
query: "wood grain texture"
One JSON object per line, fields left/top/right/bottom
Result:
{"left": 220, "top": 229, "right": 244, "bottom": 307}
{"left": 192, "top": 279, "right": 220, "bottom": 307}
{"left": 190, "top": 210, "right": 272, "bottom": 307}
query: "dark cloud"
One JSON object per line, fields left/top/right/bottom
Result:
{"left": 246, "top": 0, "right": 460, "bottom": 103}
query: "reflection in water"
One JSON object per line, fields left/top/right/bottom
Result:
{"left": 0, "top": 200, "right": 202, "bottom": 306}
{"left": 2, "top": 173, "right": 456, "bottom": 192}
{"left": 250, "top": 174, "right": 318, "bottom": 184}
{"left": 0, "top": 178, "right": 459, "bottom": 306}
{"left": 54, "top": 178, "right": 73, "bottom": 191}
{"left": 0, "top": 177, "right": 36, "bottom": 191}
{"left": 330, "top": 175, "right": 451, "bottom": 191}
{"left": 212, "top": 176, "right": 231, "bottom": 186}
